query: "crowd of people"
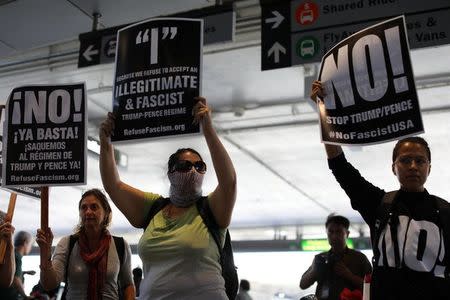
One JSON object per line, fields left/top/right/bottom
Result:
{"left": 1, "top": 80, "right": 449, "bottom": 300}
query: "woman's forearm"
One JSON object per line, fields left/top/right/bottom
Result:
{"left": 203, "top": 123, "right": 237, "bottom": 189}
{"left": 39, "top": 263, "right": 60, "bottom": 291}
{"left": 202, "top": 120, "right": 237, "bottom": 227}
{"left": 0, "top": 241, "right": 15, "bottom": 288}
{"left": 99, "top": 133, "right": 147, "bottom": 227}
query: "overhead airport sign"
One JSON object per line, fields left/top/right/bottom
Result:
{"left": 78, "top": 25, "right": 121, "bottom": 68}
{"left": 78, "top": 5, "right": 234, "bottom": 68}
{"left": 261, "top": 0, "right": 450, "bottom": 70}
{"left": 317, "top": 17, "right": 423, "bottom": 145}
{"left": 112, "top": 18, "right": 202, "bottom": 142}
{"left": 2, "top": 84, "right": 87, "bottom": 187}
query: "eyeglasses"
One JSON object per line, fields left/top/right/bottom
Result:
{"left": 396, "top": 156, "right": 429, "bottom": 166}
{"left": 171, "top": 160, "right": 207, "bottom": 174}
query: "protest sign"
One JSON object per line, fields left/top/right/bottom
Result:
{"left": 317, "top": 16, "right": 423, "bottom": 145}
{"left": 2, "top": 84, "right": 87, "bottom": 187}
{"left": 112, "top": 18, "right": 203, "bottom": 142}
{"left": 0, "top": 106, "right": 40, "bottom": 198}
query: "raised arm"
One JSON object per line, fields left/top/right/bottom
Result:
{"left": 311, "top": 80, "right": 343, "bottom": 159}
{"left": 194, "top": 97, "right": 237, "bottom": 228}
{"left": 0, "top": 220, "right": 15, "bottom": 288}
{"left": 99, "top": 113, "right": 147, "bottom": 228}
{"left": 311, "top": 81, "right": 385, "bottom": 217}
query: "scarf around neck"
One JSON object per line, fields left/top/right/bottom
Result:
{"left": 78, "top": 230, "right": 111, "bottom": 300}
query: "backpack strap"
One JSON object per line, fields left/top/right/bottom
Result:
{"left": 195, "top": 196, "right": 222, "bottom": 250}
{"left": 113, "top": 236, "right": 125, "bottom": 299}
{"left": 384, "top": 191, "right": 401, "bottom": 268}
{"left": 196, "top": 197, "right": 239, "bottom": 299}
{"left": 113, "top": 236, "right": 125, "bottom": 267}
{"left": 61, "top": 234, "right": 78, "bottom": 299}
{"left": 431, "top": 195, "right": 449, "bottom": 278}
{"left": 142, "top": 197, "right": 170, "bottom": 229}
{"left": 64, "top": 235, "right": 78, "bottom": 283}
{"left": 373, "top": 191, "right": 399, "bottom": 268}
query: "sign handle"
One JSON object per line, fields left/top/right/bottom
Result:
{"left": 40, "top": 186, "right": 49, "bottom": 230}
{"left": 40, "top": 186, "right": 49, "bottom": 267}
{"left": 0, "top": 193, "right": 17, "bottom": 264}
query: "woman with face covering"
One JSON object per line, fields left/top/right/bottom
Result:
{"left": 99, "top": 97, "right": 237, "bottom": 299}
{"left": 36, "top": 189, "right": 135, "bottom": 300}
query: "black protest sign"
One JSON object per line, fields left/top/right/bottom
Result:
{"left": 0, "top": 147, "right": 41, "bottom": 199}
{"left": 2, "top": 84, "right": 87, "bottom": 187}
{"left": 318, "top": 16, "right": 423, "bottom": 145}
{"left": 0, "top": 106, "right": 40, "bottom": 198}
{"left": 112, "top": 18, "right": 203, "bottom": 142}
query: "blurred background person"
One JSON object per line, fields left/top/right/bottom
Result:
{"left": 1, "top": 230, "right": 33, "bottom": 299}
{"left": 236, "top": 279, "right": 252, "bottom": 300}
{"left": 300, "top": 214, "right": 371, "bottom": 300}
{"left": 132, "top": 267, "right": 142, "bottom": 298}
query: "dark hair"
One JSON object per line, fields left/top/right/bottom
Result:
{"left": 239, "top": 279, "right": 250, "bottom": 291}
{"left": 167, "top": 148, "right": 204, "bottom": 173}
{"left": 325, "top": 214, "right": 350, "bottom": 230}
{"left": 14, "top": 231, "right": 32, "bottom": 247}
{"left": 75, "top": 188, "right": 112, "bottom": 233}
{"left": 392, "top": 136, "right": 431, "bottom": 163}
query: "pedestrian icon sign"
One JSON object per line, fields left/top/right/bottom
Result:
{"left": 296, "top": 36, "right": 319, "bottom": 59}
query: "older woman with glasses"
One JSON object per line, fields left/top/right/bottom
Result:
{"left": 99, "top": 97, "right": 237, "bottom": 299}
{"left": 311, "top": 80, "right": 450, "bottom": 300}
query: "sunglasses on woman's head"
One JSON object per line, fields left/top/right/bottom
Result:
{"left": 171, "top": 160, "right": 207, "bottom": 174}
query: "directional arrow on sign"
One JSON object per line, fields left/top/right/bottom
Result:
{"left": 267, "top": 42, "right": 286, "bottom": 63}
{"left": 82, "top": 45, "right": 99, "bottom": 62}
{"left": 265, "top": 11, "right": 284, "bottom": 29}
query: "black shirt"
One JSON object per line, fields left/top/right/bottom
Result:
{"left": 328, "top": 153, "right": 450, "bottom": 300}
{"left": 308, "top": 247, "right": 372, "bottom": 300}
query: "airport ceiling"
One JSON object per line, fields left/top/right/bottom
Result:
{"left": 0, "top": 0, "right": 449, "bottom": 240}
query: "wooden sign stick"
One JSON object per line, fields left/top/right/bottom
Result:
{"left": 40, "top": 186, "right": 49, "bottom": 267}
{"left": 0, "top": 193, "right": 17, "bottom": 264}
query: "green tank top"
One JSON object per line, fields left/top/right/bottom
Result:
{"left": 137, "top": 192, "right": 227, "bottom": 299}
